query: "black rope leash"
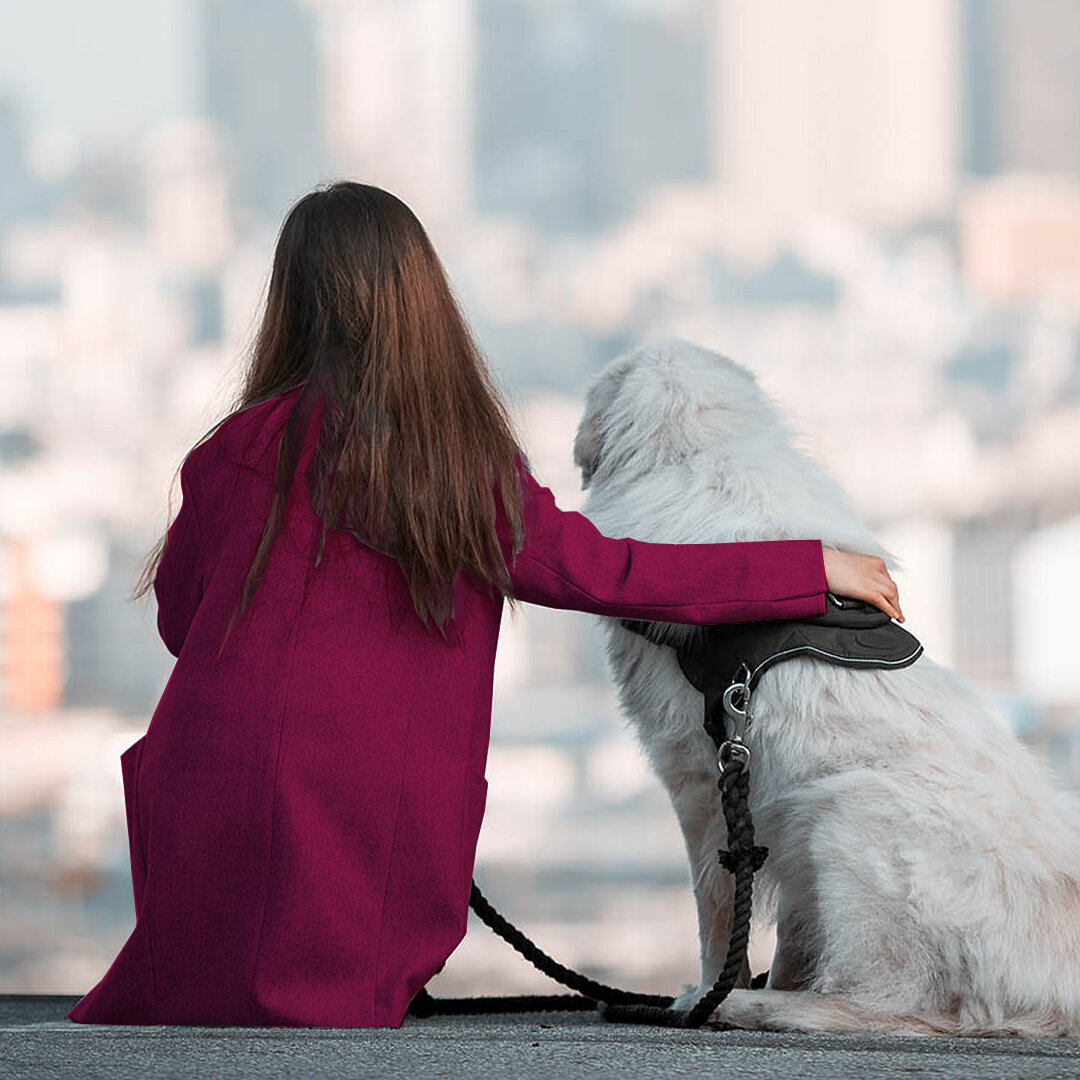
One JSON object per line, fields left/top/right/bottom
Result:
{"left": 599, "top": 741, "right": 766, "bottom": 1027}
{"left": 407, "top": 878, "right": 674, "bottom": 1017}
{"left": 407, "top": 665, "right": 764, "bottom": 1028}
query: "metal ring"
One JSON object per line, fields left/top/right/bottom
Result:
{"left": 718, "top": 739, "right": 751, "bottom": 768}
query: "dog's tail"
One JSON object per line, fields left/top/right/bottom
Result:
{"left": 702, "top": 988, "right": 1078, "bottom": 1038}
{"left": 705, "top": 988, "right": 958, "bottom": 1036}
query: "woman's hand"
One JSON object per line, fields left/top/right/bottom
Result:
{"left": 821, "top": 544, "right": 904, "bottom": 622}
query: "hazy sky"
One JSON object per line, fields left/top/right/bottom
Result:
{"left": 0, "top": 0, "right": 195, "bottom": 145}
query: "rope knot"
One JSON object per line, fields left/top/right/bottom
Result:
{"left": 717, "top": 844, "right": 769, "bottom": 874}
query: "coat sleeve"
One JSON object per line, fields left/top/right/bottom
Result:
{"left": 154, "top": 453, "right": 206, "bottom": 657}
{"left": 494, "top": 454, "right": 828, "bottom": 625}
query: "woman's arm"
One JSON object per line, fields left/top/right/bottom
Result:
{"left": 154, "top": 454, "right": 206, "bottom": 657}
{"left": 494, "top": 455, "right": 828, "bottom": 625}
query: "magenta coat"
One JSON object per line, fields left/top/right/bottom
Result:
{"left": 65, "top": 384, "right": 827, "bottom": 1028}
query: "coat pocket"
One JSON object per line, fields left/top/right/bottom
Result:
{"left": 119, "top": 734, "right": 149, "bottom": 915}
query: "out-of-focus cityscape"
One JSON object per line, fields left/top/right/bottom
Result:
{"left": 1, "top": 0, "right": 1079, "bottom": 999}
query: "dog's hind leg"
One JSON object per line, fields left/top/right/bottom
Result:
{"left": 705, "top": 988, "right": 960, "bottom": 1036}
{"left": 762, "top": 877, "right": 826, "bottom": 991}
{"left": 767, "top": 931, "right": 815, "bottom": 992}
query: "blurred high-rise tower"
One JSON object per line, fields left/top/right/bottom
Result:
{"left": 315, "top": 0, "right": 476, "bottom": 234}
{"left": 198, "top": 0, "right": 327, "bottom": 227}
{"left": 711, "top": 0, "right": 959, "bottom": 227}
{"left": 960, "top": 0, "right": 1080, "bottom": 177}
{"left": 0, "top": 93, "right": 33, "bottom": 232}
{"left": 474, "top": 0, "right": 711, "bottom": 233}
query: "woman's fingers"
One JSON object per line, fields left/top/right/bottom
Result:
{"left": 871, "top": 571, "right": 903, "bottom": 622}
{"left": 874, "top": 591, "right": 904, "bottom": 622}
{"left": 822, "top": 546, "right": 905, "bottom": 622}
{"left": 873, "top": 576, "right": 904, "bottom": 622}
{"left": 863, "top": 587, "right": 901, "bottom": 622}
{"left": 878, "top": 569, "right": 904, "bottom": 622}
{"left": 862, "top": 557, "right": 905, "bottom": 622}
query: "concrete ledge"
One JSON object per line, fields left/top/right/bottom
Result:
{"left": 3, "top": 994, "right": 1080, "bottom": 1079}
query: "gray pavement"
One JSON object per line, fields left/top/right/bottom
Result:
{"left": 4, "top": 994, "right": 1080, "bottom": 1079}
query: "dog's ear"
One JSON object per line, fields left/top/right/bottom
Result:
{"left": 574, "top": 359, "right": 633, "bottom": 489}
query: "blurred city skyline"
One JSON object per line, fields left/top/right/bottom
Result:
{"left": 2, "top": 0, "right": 1080, "bottom": 997}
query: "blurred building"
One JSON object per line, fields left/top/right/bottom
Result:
{"left": 199, "top": 0, "right": 327, "bottom": 227}
{"left": 959, "top": 175, "right": 1080, "bottom": 310}
{"left": 712, "top": 0, "right": 958, "bottom": 229}
{"left": 1, "top": 537, "right": 63, "bottom": 715}
{"left": 1015, "top": 513, "right": 1080, "bottom": 703}
{"left": 0, "top": 93, "right": 33, "bottom": 230}
{"left": 139, "top": 118, "right": 234, "bottom": 281}
{"left": 475, "top": 0, "right": 711, "bottom": 233}
{"left": 0, "top": 90, "right": 63, "bottom": 241}
{"left": 961, "top": 0, "right": 1080, "bottom": 178}
{"left": 316, "top": 0, "right": 475, "bottom": 233}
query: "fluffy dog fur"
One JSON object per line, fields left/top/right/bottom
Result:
{"left": 571, "top": 337, "right": 1080, "bottom": 1037}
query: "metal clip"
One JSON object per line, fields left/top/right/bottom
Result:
{"left": 722, "top": 681, "right": 748, "bottom": 726}
{"left": 721, "top": 663, "right": 753, "bottom": 740}
{"left": 718, "top": 736, "right": 751, "bottom": 769}
{"left": 718, "top": 664, "right": 754, "bottom": 770}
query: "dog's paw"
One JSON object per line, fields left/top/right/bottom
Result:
{"left": 704, "top": 989, "right": 769, "bottom": 1031}
{"left": 671, "top": 986, "right": 761, "bottom": 1029}
{"left": 669, "top": 984, "right": 703, "bottom": 1013}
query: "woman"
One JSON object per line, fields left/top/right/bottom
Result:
{"left": 66, "top": 182, "right": 902, "bottom": 1029}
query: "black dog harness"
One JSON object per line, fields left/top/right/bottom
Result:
{"left": 621, "top": 591, "right": 924, "bottom": 760}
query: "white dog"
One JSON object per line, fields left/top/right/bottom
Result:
{"left": 572, "top": 337, "right": 1080, "bottom": 1037}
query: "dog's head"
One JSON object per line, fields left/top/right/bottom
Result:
{"left": 573, "top": 336, "right": 900, "bottom": 572}
{"left": 573, "top": 337, "right": 778, "bottom": 490}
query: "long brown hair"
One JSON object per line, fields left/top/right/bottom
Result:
{"left": 132, "top": 181, "right": 530, "bottom": 645}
